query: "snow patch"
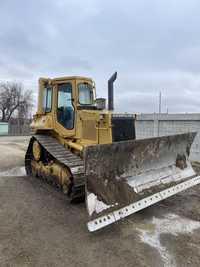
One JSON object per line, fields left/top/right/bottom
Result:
{"left": 87, "top": 193, "right": 117, "bottom": 216}
{"left": 126, "top": 164, "right": 195, "bottom": 193}
{"left": 0, "top": 166, "right": 26, "bottom": 177}
{"left": 138, "top": 213, "right": 200, "bottom": 267}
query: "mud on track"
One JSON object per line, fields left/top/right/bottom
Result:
{"left": 0, "top": 136, "right": 200, "bottom": 267}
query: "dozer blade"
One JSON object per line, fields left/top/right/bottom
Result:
{"left": 84, "top": 132, "right": 200, "bottom": 232}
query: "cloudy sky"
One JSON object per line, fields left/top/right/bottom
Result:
{"left": 1, "top": 0, "right": 200, "bottom": 113}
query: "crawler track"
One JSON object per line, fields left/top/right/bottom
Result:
{"left": 25, "top": 134, "right": 85, "bottom": 201}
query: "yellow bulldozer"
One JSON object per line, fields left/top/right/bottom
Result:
{"left": 25, "top": 72, "right": 200, "bottom": 232}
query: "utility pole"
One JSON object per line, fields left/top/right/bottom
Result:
{"left": 157, "top": 91, "right": 162, "bottom": 136}
{"left": 159, "top": 91, "right": 162, "bottom": 114}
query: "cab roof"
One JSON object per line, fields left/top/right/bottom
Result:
{"left": 49, "top": 76, "right": 93, "bottom": 82}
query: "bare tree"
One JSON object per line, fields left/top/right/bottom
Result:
{"left": 0, "top": 81, "right": 33, "bottom": 122}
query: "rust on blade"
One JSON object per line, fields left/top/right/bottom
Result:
{"left": 84, "top": 132, "right": 197, "bottom": 219}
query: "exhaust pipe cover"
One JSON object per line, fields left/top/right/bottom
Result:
{"left": 108, "top": 72, "right": 117, "bottom": 111}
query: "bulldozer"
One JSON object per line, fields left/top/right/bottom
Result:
{"left": 25, "top": 72, "right": 200, "bottom": 232}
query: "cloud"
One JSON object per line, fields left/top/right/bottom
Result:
{"left": 0, "top": 0, "right": 200, "bottom": 113}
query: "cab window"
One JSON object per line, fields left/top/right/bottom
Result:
{"left": 42, "top": 86, "right": 52, "bottom": 112}
{"left": 57, "top": 83, "right": 74, "bottom": 129}
{"left": 78, "top": 83, "right": 93, "bottom": 105}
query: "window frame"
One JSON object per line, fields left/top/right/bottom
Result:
{"left": 42, "top": 85, "right": 52, "bottom": 113}
{"left": 78, "top": 82, "right": 94, "bottom": 106}
{"left": 56, "top": 82, "right": 75, "bottom": 130}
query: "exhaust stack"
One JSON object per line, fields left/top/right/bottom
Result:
{"left": 108, "top": 72, "right": 117, "bottom": 111}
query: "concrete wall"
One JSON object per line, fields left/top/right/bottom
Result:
{"left": 0, "top": 122, "right": 8, "bottom": 135}
{"left": 135, "top": 113, "right": 200, "bottom": 161}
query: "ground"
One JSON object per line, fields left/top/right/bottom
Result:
{"left": 0, "top": 136, "right": 200, "bottom": 267}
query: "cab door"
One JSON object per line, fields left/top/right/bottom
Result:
{"left": 53, "top": 80, "right": 76, "bottom": 137}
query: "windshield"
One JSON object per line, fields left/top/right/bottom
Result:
{"left": 78, "top": 83, "right": 94, "bottom": 105}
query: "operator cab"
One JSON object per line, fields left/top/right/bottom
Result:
{"left": 37, "top": 76, "right": 97, "bottom": 132}
{"left": 57, "top": 81, "right": 95, "bottom": 129}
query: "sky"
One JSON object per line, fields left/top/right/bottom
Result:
{"left": 1, "top": 0, "right": 200, "bottom": 113}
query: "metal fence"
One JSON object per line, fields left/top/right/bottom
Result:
{"left": 2, "top": 113, "right": 200, "bottom": 161}
{"left": 8, "top": 119, "right": 31, "bottom": 136}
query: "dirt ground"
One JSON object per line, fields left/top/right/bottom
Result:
{"left": 0, "top": 136, "right": 200, "bottom": 267}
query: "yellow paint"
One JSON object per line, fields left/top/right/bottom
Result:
{"left": 31, "top": 76, "right": 113, "bottom": 153}
{"left": 32, "top": 140, "right": 41, "bottom": 161}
